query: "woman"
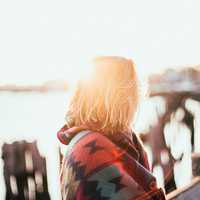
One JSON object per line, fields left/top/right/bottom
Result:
{"left": 57, "top": 56, "right": 166, "bottom": 200}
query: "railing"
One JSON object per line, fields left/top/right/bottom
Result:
{"left": 2, "top": 141, "right": 51, "bottom": 200}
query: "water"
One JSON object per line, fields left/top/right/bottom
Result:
{"left": 0, "top": 91, "right": 70, "bottom": 199}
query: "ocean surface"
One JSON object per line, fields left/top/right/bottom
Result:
{"left": 0, "top": 91, "right": 70, "bottom": 199}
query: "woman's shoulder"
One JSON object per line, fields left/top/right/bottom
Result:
{"left": 60, "top": 129, "right": 166, "bottom": 200}
{"left": 59, "top": 127, "right": 123, "bottom": 176}
{"left": 67, "top": 130, "right": 122, "bottom": 159}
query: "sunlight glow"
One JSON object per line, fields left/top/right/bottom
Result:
{"left": 1, "top": 0, "right": 200, "bottom": 85}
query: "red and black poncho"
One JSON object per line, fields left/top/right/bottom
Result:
{"left": 57, "top": 125, "right": 166, "bottom": 200}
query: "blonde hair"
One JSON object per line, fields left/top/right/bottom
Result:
{"left": 66, "top": 56, "right": 139, "bottom": 135}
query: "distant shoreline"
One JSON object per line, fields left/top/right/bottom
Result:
{"left": 0, "top": 80, "right": 68, "bottom": 93}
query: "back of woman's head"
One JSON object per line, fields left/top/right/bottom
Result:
{"left": 66, "top": 56, "right": 139, "bottom": 135}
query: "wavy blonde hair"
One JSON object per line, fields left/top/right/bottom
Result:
{"left": 66, "top": 56, "right": 139, "bottom": 135}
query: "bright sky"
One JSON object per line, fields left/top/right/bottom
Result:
{"left": 1, "top": 0, "right": 200, "bottom": 85}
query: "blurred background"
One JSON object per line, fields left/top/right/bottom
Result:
{"left": 1, "top": 0, "right": 200, "bottom": 199}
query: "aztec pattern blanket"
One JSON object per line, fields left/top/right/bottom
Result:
{"left": 57, "top": 125, "right": 166, "bottom": 200}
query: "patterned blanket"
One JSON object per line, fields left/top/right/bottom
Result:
{"left": 58, "top": 126, "right": 166, "bottom": 200}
